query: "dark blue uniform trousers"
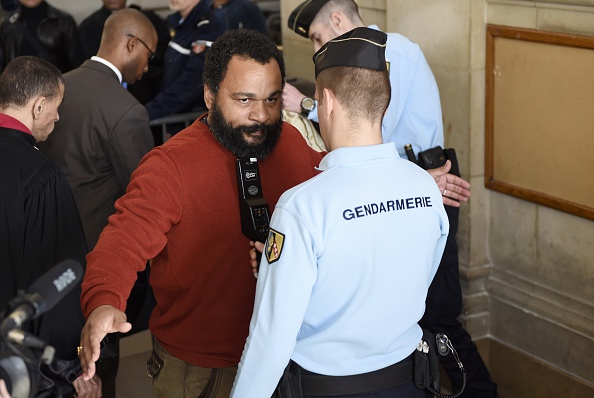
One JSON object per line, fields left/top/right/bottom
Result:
{"left": 304, "top": 381, "right": 424, "bottom": 398}
{"left": 419, "top": 205, "right": 499, "bottom": 398}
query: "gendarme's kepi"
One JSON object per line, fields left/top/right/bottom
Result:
{"left": 288, "top": 0, "right": 332, "bottom": 38}
{"left": 313, "top": 27, "right": 388, "bottom": 78}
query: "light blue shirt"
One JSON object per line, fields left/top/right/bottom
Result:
{"left": 231, "top": 143, "right": 449, "bottom": 397}
{"left": 309, "top": 26, "right": 444, "bottom": 158}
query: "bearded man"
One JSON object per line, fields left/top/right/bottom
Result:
{"left": 76, "top": 29, "right": 324, "bottom": 398}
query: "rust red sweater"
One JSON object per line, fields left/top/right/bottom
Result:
{"left": 81, "top": 117, "right": 323, "bottom": 367}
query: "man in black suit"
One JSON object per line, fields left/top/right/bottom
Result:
{"left": 77, "top": 0, "right": 171, "bottom": 104}
{"left": 40, "top": 7, "right": 155, "bottom": 249}
{"left": 38, "top": 8, "right": 156, "bottom": 398}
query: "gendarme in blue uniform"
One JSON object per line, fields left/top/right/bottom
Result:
{"left": 145, "top": 1, "right": 222, "bottom": 120}
{"left": 308, "top": 25, "right": 443, "bottom": 158}
{"left": 231, "top": 142, "right": 449, "bottom": 397}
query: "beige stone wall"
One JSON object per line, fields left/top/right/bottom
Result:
{"left": 485, "top": 0, "right": 594, "bottom": 385}
{"left": 281, "top": 0, "right": 594, "bottom": 387}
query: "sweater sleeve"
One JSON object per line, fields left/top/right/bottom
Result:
{"left": 81, "top": 148, "right": 184, "bottom": 317}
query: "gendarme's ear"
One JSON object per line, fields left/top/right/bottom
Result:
{"left": 322, "top": 87, "right": 334, "bottom": 118}
{"left": 204, "top": 85, "right": 215, "bottom": 109}
{"left": 330, "top": 10, "right": 344, "bottom": 29}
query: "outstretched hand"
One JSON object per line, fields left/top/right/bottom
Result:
{"left": 427, "top": 160, "right": 471, "bottom": 207}
{"left": 79, "top": 305, "right": 131, "bottom": 381}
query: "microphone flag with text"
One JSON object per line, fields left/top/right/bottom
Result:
{"left": 0, "top": 259, "right": 83, "bottom": 335}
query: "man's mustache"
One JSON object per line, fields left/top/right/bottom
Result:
{"left": 238, "top": 123, "right": 269, "bottom": 135}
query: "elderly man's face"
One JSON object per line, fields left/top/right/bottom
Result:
{"left": 102, "top": 0, "right": 126, "bottom": 11}
{"left": 206, "top": 56, "right": 283, "bottom": 159}
{"left": 32, "top": 83, "right": 64, "bottom": 142}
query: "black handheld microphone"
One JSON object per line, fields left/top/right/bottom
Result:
{"left": 236, "top": 158, "right": 270, "bottom": 243}
{"left": 236, "top": 158, "right": 271, "bottom": 276}
{"left": 0, "top": 259, "right": 83, "bottom": 335}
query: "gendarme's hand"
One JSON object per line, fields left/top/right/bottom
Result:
{"left": 427, "top": 160, "right": 471, "bottom": 207}
{"left": 282, "top": 82, "right": 307, "bottom": 114}
{"left": 249, "top": 240, "right": 265, "bottom": 278}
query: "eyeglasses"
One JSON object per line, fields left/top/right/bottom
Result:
{"left": 126, "top": 33, "right": 155, "bottom": 60}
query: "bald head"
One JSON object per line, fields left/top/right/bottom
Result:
{"left": 97, "top": 8, "right": 157, "bottom": 84}
{"left": 99, "top": 8, "right": 155, "bottom": 54}
{"left": 103, "top": 0, "right": 127, "bottom": 11}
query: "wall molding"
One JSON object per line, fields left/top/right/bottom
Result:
{"left": 487, "top": 0, "right": 594, "bottom": 13}
{"left": 488, "top": 267, "right": 594, "bottom": 337}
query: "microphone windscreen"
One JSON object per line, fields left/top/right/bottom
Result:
{"left": 26, "top": 259, "right": 83, "bottom": 314}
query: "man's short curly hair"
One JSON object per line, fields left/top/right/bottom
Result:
{"left": 203, "top": 29, "right": 285, "bottom": 94}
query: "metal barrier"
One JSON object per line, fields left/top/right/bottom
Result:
{"left": 149, "top": 110, "right": 205, "bottom": 143}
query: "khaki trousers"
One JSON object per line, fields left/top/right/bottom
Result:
{"left": 147, "top": 336, "right": 237, "bottom": 398}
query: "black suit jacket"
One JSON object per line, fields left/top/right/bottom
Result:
{"left": 39, "top": 59, "right": 154, "bottom": 249}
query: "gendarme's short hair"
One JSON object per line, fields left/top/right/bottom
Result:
{"left": 288, "top": 0, "right": 331, "bottom": 38}
{"left": 313, "top": 27, "right": 387, "bottom": 78}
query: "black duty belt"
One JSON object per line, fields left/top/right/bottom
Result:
{"left": 298, "top": 353, "right": 414, "bottom": 396}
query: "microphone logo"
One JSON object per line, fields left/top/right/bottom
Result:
{"left": 52, "top": 268, "right": 77, "bottom": 292}
{"left": 245, "top": 170, "right": 258, "bottom": 180}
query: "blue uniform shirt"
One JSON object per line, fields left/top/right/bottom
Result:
{"left": 309, "top": 26, "right": 444, "bottom": 158}
{"left": 231, "top": 143, "right": 449, "bottom": 397}
{"left": 209, "top": 0, "right": 267, "bottom": 35}
{"left": 145, "top": 2, "right": 222, "bottom": 120}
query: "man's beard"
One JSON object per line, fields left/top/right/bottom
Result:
{"left": 209, "top": 103, "right": 282, "bottom": 159}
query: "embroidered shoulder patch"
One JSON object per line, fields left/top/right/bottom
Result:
{"left": 265, "top": 228, "right": 285, "bottom": 264}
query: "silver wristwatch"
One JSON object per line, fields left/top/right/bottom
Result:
{"left": 300, "top": 97, "right": 315, "bottom": 113}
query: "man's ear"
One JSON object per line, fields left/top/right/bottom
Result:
{"left": 322, "top": 87, "right": 334, "bottom": 119}
{"left": 126, "top": 36, "right": 136, "bottom": 54}
{"left": 330, "top": 11, "right": 345, "bottom": 30}
{"left": 32, "top": 97, "right": 45, "bottom": 119}
{"left": 204, "top": 85, "right": 214, "bottom": 109}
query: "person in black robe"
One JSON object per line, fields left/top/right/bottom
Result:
{"left": 0, "top": 56, "right": 100, "bottom": 398}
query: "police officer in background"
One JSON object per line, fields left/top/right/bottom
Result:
{"left": 231, "top": 27, "right": 449, "bottom": 397}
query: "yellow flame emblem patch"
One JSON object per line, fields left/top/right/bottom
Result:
{"left": 265, "top": 229, "right": 285, "bottom": 264}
